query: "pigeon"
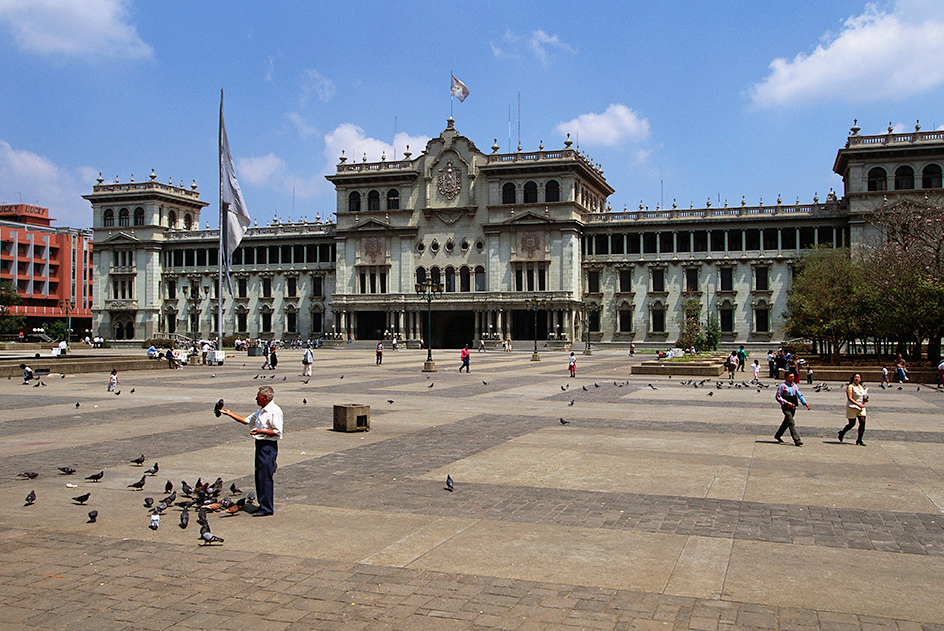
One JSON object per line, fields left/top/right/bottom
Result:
{"left": 245, "top": 492, "right": 256, "bottom": 505}
{"left": 149, "top": 513, "right": 160, "bottom": 530}
{"left": 594, "top": 383, "right": 600, "bottom": 388}
{"left": 561, "top": 385, "right": 567, "bottom": 391}
{"left": 130, "top": 388, "right": 135, "bottom": 393}
{"left": 707, "top": 391, "right": 714, "bottom": 396}
{"left": 445, "top": 475, "right": 454, "bottom": 492}
{"left": 145, "top": 462, "right": 159, "bottom": 476}
{"left": 58, "top": 467, "right": 76, "bottom": 475}
{"left": 165, "top": 480, "right": 173, "bottom": 493}
{"left": 569, "top": 399, "right": 575, "bottom": 406}
{"left": 214, "top": 399, "right": 224, "bottom": 417}
{"left": 128, "top": 476, "right": 147, "bottom": 491}
{"left": 224, "top": 498, "right": 246, "bottom": 515}
{"left": 303, "top": 378, "right": 310, "bottom": 384}
{"left": 161, "top": 492, "right": 177, "bottom": 505}
{"left": 211, "top": 374, "right": 216, "bottom": 378}
{"left": 131, "top": 454, "right": 146, "bottom": 466}
{"left": 143, "top": 497, "right": 154, "bottom": 508}
{"left": 18, "top": 472, "right": 39, "bottom": 479}
{"left": 648, "top": 384, "right": 657, "bottom": 390}
{"left": 75, "top": 402, "right": 80, "bottom": 408}
{"left": 302, "top": 399, "right": 307, "bottom": 405}
{"left": 181, "top": 480, "right": 194, "bottom": 496}
{"left": 582, "top": 385, "right": 588, "bottom": 391}
{"left": 87, "top": 510, "right": 98, "bottom": 523}
{"left": 387, "top": 399, "right": 394, "bottom": 404}
{"left": 220, "top": 497, "right": 233, "bottom": 509}
{"left": 898, "top": 386, "right": 903, "bottom": 390}
{"left": 880, "top": 383, "right": 886, "bottom": 389}
{"left": 340, "top": 375, "right": 344, "bottom": 379}
{"left": 229, "top": 483, "right": 242, "bottom": 495}
{"left": 175, "top": 500, "right": 195, "bottom": 509}
{"left": 72, "top": 492, "right": 91, "bottom": 504}
{"left": 85, "top": 471, "right": 104, "bottom": 483}
{"left": 253, "top": 375, "right": 259, "bottom": 380}
{"left": 560, "top": 418, "right": 569, "bottom": 425}
{"left": 24, "top": 490, "right": 35, "bottom": 506}
{"left": 199, "top": 525, "right": 224, "bottom": 545}
{"left": 114, "top": 391, "right": 120, "bottom": 396}
{"left": 179, "top": 509, "right": 189, "bottom": 529}
{"left": 917, "top": 387, "right": 921, "bottom": 391}
{"left": 428, "top": 383, "right": 434, "bottom": 388}
{"left": 482, "top": 381, "right": 489, "bottom": 386}
{"left": 196, "top": 508, "right": 209, "bottom": 528}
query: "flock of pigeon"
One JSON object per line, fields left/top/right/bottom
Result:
{"left": 18, "top": 455, "right": 255, "bottom": 546}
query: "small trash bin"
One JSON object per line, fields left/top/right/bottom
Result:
{"left": 333, "top": 404, "right": 370, "bottom": 432}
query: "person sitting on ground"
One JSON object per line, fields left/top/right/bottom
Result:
{"left": 20, "top": 363, "right": 34, "bottom": 384}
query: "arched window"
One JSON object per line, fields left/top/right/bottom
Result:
{"left": 103, "top": 209, "right": 114, "bottom": 227}
{"left": 183, "top": 214, "right": 193, "bottom": 230}
{"left": 895, "top": 165, "right": 915, "bottom": 190}
{"left": 168, "top": 211, "right": 177, "bottom": 228}
{"left": 474, "top": 265, "right": 486, "bottom": 292}
{"left": 867, "top": 167, "right": 887, "bottom": 192}
{"left": 502, "top": 183, "right": 516, "bottom": 204}
{"left": 367, "top": 190, "right": 380, "bottom": 211}
{"left": 922, "top": 164, "right": 942, "bottom": 189}
{"left": 387, "top": 189, "right": 400, "bottom": 210}
{"left": 118, "top": 208, "right": 130, "bottom": 227}
{"left": 444, "top": 267, "right": 456, "bottom": 292}
{"left": 430, "top": 266, "right": 441, "bottom": 286}
{"left": 415, "top": 267, "right": 427, "bottom": 286}
{"left": 459, "top": 266, "right": 471, "bottom": 292}
{"left": 523, "top": 181, "right": 538, "bottom": 203}
{"left": 133, "top": 207, "right": 145, "bottom": 226}
{"left": 348, "top": 191, "right": 361, "bottom": 212}
{"left": 545, "top": 180, "right": 560, "bottom": 202}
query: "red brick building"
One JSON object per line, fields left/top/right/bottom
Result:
{"left": 0, "top": 204, "right": 93, "bottom": 339}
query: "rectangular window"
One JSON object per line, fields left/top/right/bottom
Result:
{"left": 261, "top": 312, "right": 272, "bottom": 333}
{"left": 185, "top": 249, "right": 195, "bottom": 267}
{"left": 167, "top": 280, "right": 176, "bottom": 300}
{"left": 611, "top": 234, "right": 624, "bottom": 255}
{"left": 475, "top": 268, "right": 486, "bottom": 291}
{"left": 763, "top": 229, "right": 777, "bottom": 251}
{"left": 587, "top": 270, "right": 600, "bottom": 293}
{"left": 782, "top": 229, "right": 796, "bottom": 250}
{"left": 286, "top": 312, "right": 297, "bottom": 333}
{"left": 693, "top": 231, "right": 708, "bottom": 252}
{"left": 756, "top": 308, "right": 770, "bottom": 333}
{"left": 659, "top": 232, "right": 674, "bottom": 254}
{"left": 311, "top": 311, "right": 322, "bottom": 333}
{"left": 238, "top": 278, "right": 247, "bottom": 298}
{"left": 745, "top": 229, "right": 760, "bottom": 250}
{"left": 628, "top": 234, "right": 641, "bottom": 254}
{"left": 728, "top": 229, "right": 742, "bottom": 251}
{"left": 720, "top": 268, "right": 733, "bottom": 292}
{"left": 643, "top": 233, "right": 657, "bottom": 254}
{"left": 538, "top": 267, "right": 546, "bottom": 291}
{"left": 269, "top": 246, "right": 279, "bottom": 264}
{"left": 652, "top": 308, "right": 665, "bottom": 333}
{"left": 359, "top": 272, "right": 367, "bottom": 294}
{"left": 588, "top": 310, "right": 601, "bottom": 332}
{"left": 619, "top": 269, "right": 632, "bottom": 293}
{"left": 686, "top": 268, "right": 699, "bottom": 292}
{"left": 515, "top": 268, "right": 523, "bottom": 291}
{"left": 755, "top": 267, "right": 769, "bottom": 291}
{"left": 312, "top": 276, "right": 323, "bottom": 297}
{"left": 306, "top": 244, "right": 317, "bottom": 263}
{"left": 710, "top": 231, "right": 725, "bottom": 252}
{"left": 720, "top": 308, "right": 734, "bottom": 332}
{"left": 652, "top": 268, "right": 665, "bottom": 293}
{"left": 619, "top": 309, "right": 633, "bottom": 332}
{"left": 526, "top": 268, "right": 534, "bottom": 291}
{"left": 594, "top": 234, "right": 609, "bottom": 255}
{"left": 237, "top": 312, "right": 247, "bottom": 333}
{"left": 676, "top": 231, "right": 690, "bottom": 253}
{"left": 380, "top": 273, "right": 387, "bottom": 293}
{"left": 262, "top": 277, "right": 272, "bottom": 298}
{"left": 197, "top": 249, "right": 206, "bottom": 267}
{"left": 287, "top": 277, "right": 297, "bottom": 297}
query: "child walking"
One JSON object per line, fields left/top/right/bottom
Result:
{"left": 107, "top": 369, "right": 118, "bottom": 392}
{"left": 568, "top": 352, "right": 577, "bottom": 378}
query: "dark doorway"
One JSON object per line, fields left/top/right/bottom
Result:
{"left": 512, "top": 309, "right": 548, "bottom": 343}
{"left": 356, "top": 311, "right": 388, "bottom": 340}
{"left": 438, "top": 311, "right": 475, "bottom": 349}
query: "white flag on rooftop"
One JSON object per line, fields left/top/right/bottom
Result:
{"left": 451, "top": 75, "right": 469, "bottom": 102}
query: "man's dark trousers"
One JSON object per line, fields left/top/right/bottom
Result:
{"left": 254, "top": 439, "right": 278, "bottom": 515}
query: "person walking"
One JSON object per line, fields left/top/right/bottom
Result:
{"left": 752, "top": 360, "right": 760, "bottom": 383}
{"left": 774, "top": 371, "right": 811, "bottom": 446}
{"left": 767, "top": 350, "right": 776, "bottom": 379}
{"left": 375, "top": 340, "right": 383, "bottom": 365}
{"left": 568, "top": 352, "right": 577, "bottom": 378}
{"left": 737, "top": 345, "right": 747, "bottom": 372}
{"left": 838, "top": 373, "right": 868, "bottom": 446}
{"left": 107, "top": 369, "right": 118, "bottom": 392}
{"left": 302, "top": 346, "right": 314, "bottom": 377}
{"left": 459, "top": 344, "right": 470, "bottom": 372}
{"left": 218, "top": 385, "right": 283, "bottom": 517}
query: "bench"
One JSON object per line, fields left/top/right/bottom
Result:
{"left": 34, "top": 368, "right": 51, "bottom": 378}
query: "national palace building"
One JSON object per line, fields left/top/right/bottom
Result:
{"left": 82, "top": 119, "right": 944, "bottom": 349}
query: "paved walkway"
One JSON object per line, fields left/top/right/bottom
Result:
{"left": 1, "top": 348, "right": 942, "bottom": 630}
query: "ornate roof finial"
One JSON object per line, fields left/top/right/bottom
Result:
{"left": 539, "top": 140, "right": 544, "bottom": 151}
{"left": 149, "top": 169, "right": 156, "bottom": 181}
{"left": 706, "top": 198, "right": 711, "bottom": 208}
{"left": 888, "top": 122, "right": 894, "bottom": 134}
{"left": 130, "top": 174, "right": 134, "bottom": 183}
{"left": 741, "top": 195, "right": 746, "bottom": 206}
{"left": 491, "top": 139, "right": 499, "bottom": 153}
{"left": 339, "top": 150, "right": 347, "bottom": 164}
{"left": 915, "top": 120, "right": 921, "bottom": 132}
{"left": 672, "top": 199, "right": 677, "bottom": 209}
{"left": 850, "top": 119, "right": 860, "bottom": 135}
{"left": 403, "top": 145, "right": 411, "bottom": 159}
{"left": 97, "top": 173, "right": 104, "bottom": 185}
{"left": 381, "top": 152, "right": 386, "bottom": 162}
{"left": 564, "top": 133, "right": 572, "bottom": 149}
{"left": 192, "top": 179, "right": 198, "bottom": 190}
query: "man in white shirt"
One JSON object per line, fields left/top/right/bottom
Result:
{"left": 219, "top": 386, "right": 283, "bottom": 516}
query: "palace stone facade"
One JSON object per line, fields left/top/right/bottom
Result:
{"left": 83, "top": 120, "right": 944, "bottom": 348}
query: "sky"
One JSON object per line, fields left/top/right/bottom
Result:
{"left": 1, "top": 0, "right": 943, "bottom": 230}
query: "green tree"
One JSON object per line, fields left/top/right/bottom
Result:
{"left": 0, "top": 281, "right": 25, "bottom": 335}
{"left": 45, "top": 320, "right": 69, "bottom": 341}
{"left": 677, "top": 298, "right": 702, "bottom": 350}
{"left": 784, "top": 247, "right": 862, "bottom": 365}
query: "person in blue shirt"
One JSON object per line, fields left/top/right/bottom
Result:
{"left": 774, "top": 371, "right": 811, "bottom": 446}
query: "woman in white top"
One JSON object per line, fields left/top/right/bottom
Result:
{"left": 838, "top": 373, "right": 868, "bottom": 446}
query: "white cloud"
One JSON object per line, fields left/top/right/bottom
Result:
{"left": 555, "top": 104, "right": 650, "bottom": 148}
{"left": 492, "top": 29, "right": 576, "bottom": 65}
{"left": 286, "top": 112, "right": 319, "bottom": 139}
{"left": 236, "top": 153, "right": 286, "bottom": 187}
{"left": 0, "top": 0, "right": 153, "bottom": 60}
{"left": 748, "top": 1, "right": 944, "bottom": 107}
{"left": 0, "top": 140, "right": 94, "bottom": 228}
{"left": 299, "top": 69, "right": 336, "bottom": 107}
{"left": 323, "top": 123, "right": 429, "bottom": 167}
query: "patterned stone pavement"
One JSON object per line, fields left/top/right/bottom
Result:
{"left": 0, "top": 347, "right": 942, "bottom": 630}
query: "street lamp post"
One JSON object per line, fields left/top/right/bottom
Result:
{"left": 581, "top": 302, "right": 601, "bottom": 355}
{"left": 415, "top": 278, "right": 444, "bottom": 372}
{"left": 524, "top": 297, "right": 548, "bottom": 361}
{"left": 59, "top": 299, "right": 75, "bottom": 343}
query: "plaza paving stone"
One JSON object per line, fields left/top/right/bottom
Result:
{"left": 0, "top": 347, "right": 942, "bottom": 630}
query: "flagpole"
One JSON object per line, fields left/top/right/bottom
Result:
{"left": 217, "top": 89, "right": 225, "bottom": 355}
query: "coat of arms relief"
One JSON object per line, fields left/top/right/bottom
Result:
{"left": 437, "top": 161, "right": 461, "bottom": 200}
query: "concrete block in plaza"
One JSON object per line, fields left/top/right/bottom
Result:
{"left": 333, "top": 403, "right": 370, "bottom": 432}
